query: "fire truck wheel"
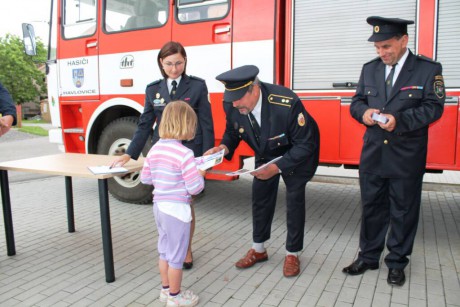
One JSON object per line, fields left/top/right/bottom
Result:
{"left": 97, "top": 116, "right": 153, "bottom": 204}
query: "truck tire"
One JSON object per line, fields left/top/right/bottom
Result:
{"left": 97, "top": 116, "right": 153, "bottom": 204}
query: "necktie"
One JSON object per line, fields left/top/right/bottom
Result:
{"left": 170, "top": 80, "right": 177, "bottom": 99}
{"left": 248, "top": 112, "right": 261, "bottom": 145}
{"left": 386, "top": 64, "right": 396, "bottom": 99}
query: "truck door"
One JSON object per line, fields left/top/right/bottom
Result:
{"left": 172, "top": 0, "right": 233, "bottom": 95}
{"left": 58, "top": 0, "right": 99, "bottom": 101}
{"left": 230, "top": 0, "right": 277, "bottom": 83}
{"left": 100, "top": 0, "right": 172, "bottom": 97}
{"left": 172, "top": 0, "right": 277, "bottom": 176}
{"left": 45, "top": 0, "right": 61, "bottom": 128}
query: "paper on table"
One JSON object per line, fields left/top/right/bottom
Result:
{"left": 88, "top": 165, "right": 128, "bottom": 175}
{"left": 195, "top": 149, "right": 225, "bottom": 171}
{"left": 226, "top": 156, "right": 283, "bottom": 176}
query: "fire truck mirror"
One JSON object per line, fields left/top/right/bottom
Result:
{"left": 22, "top": 23, "right": 37, "bottom": 56}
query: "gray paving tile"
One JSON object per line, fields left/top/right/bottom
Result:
{"left": 0, "top": 176, "right": 459, "bottom": 306}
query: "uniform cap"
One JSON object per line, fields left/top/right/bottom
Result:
{"left": 216, "top": 65, "right": 259, "bottom": 102}
{"left": 367, "top": 16, "right": 414, "bottom": 42}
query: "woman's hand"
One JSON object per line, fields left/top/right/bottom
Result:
{"left": 110, "top": 154, "right": 131, "bottom": 168}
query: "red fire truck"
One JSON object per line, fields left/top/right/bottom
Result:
{"left": 23, "top": 0, "right": 460, "bottom": 203}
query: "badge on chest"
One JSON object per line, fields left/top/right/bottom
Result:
{"left": 153, "top": 93, "right": 166, "bottom": 107}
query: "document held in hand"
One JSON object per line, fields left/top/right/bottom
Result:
{"left": 195, "top": 149, "right": 225, "bottom": 171}
{"left": 225, "top": 156, "right": 283, "bottom": 176}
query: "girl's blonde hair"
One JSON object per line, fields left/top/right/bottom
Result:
{"left": 159, "top": 100, "right": 197, "bottom": 141}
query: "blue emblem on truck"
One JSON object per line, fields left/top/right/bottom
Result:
{"left": 72, "top": 68, "right": 84, "bottom": 88}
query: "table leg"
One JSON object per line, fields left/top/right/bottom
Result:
{"left": 98, "top": 178, "right": 115, "bottom": 283}
{"left": 0, "top": 170, "right": 15, "bottom": 256}
{"left": 65, "top": 176, "right": 75, "bottom": 233}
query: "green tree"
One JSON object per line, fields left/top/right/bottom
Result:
{"left": 0, "top": 34, "right": 47, "bottom": 105}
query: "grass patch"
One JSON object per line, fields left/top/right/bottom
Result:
{"left": 17, "top": 126, "right": 49, "bottom": 136}
{"left": 22, "top": 119, "right": 49, "bottom": 124}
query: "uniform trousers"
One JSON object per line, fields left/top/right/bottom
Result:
{"left": 252, "top": 173, "right": 309, "bottom": 252}
{"left": 358, "top": 172, "right": 423, "bottom": 269}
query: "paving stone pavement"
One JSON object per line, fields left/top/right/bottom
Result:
{"left": 1, "top": 173, "right": 460, "bottom": 307}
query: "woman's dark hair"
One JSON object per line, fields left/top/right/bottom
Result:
{"left": 157, "top": 41, "right": 187, "bottom": 78}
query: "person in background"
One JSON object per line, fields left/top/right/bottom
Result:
{"left": 343, "top": 16, "right": 445, "bottom": 286}
{"left": 140, "top": 100, "right": 204, "bottom": 307}
{"left": 0, "top": 82, "right": 17, "bottom": 137}
{"left": 206, "top": 65, "right": 320, "bottom": 277}
{"left": 112, "top": 41, "right": 214, "bottom": 269}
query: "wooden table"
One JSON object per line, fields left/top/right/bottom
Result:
{"left": 0, "top": 153, "right": 144, "bottom": 283}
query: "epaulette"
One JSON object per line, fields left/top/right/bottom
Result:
{"left": 416, "top": 54, "right": 437, "bottom": 63}
{"left": 268, "top": 94, "right": 293, "bottom": 107}
{"left": 146, "top": 79, "right": 161, "bottom": 87}
{"left": 364, "top": 56, "right": 381, "bottom": 65}
{"left": 189, "top": 75, "right": 205, "bottom": 82}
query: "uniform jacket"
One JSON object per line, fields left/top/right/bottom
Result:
{"left": 0, "top": 82, "right": 17, "bottom": 125}
{"left": 350, "top": 51, "right": 445, "bottom": 178}
{"left": 221, "top": 82, "right": 320, "bottom": 180}
{"left": 127, "top": 74, "right": 215, "bottom": 159}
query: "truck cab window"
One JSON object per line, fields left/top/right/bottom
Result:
{"left": 177, "top": 0, "right": 229, "bottom": 23}
{"left": 105, "top": 0, "right": 168, "bottom": 32}
{"left": 63, "top": 0, "right": 97, "bottom": 39}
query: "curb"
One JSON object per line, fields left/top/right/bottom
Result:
{"left": 311, "top": 175, "right": 460, "bottom": 193}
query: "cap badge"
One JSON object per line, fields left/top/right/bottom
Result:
{"left": 297, "top": 113, "right": 306, "bottom": 127}
{"left": 374, "top": 25, "right": 380, "bottom": 33}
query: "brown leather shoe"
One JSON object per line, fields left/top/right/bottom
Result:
{"left": 235, "top": 249, "right": 268, "bottom": 269}
{"left": 283, "top": 255, "right": 300, "bottom": 277}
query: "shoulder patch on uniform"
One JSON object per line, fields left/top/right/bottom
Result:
{"left": 297, "top": 113, "right": 306, "bottom": 126}
{"left": 434, "top": 76, "right": 445, "bottom": 99}
{"left": 268, "top": 94, "right": 293, "bottom": 107}
{"left": 189, "top": 75, "right": 205, "bottom": 82}
{"left": 146, "top": 79, "right": 161, "bottom": 87}
{"left": 416, "top": 54, "right": 437, "bottom": 63}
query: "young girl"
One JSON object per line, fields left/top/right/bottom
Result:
{"left": 112, "top": 41, "right": 215, "bottom": 269}
{"left": 141, "top": 100, "right": 205, "bottom": 307}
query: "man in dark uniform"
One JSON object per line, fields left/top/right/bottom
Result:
{"left": 0, "top": 82, "right": 17, "bottom": 137}
{"left": 343, "top": 16, "right": 445, "bottom": 286}
{"left": 205, "top": 65, "right": 320, "bottom": 277}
